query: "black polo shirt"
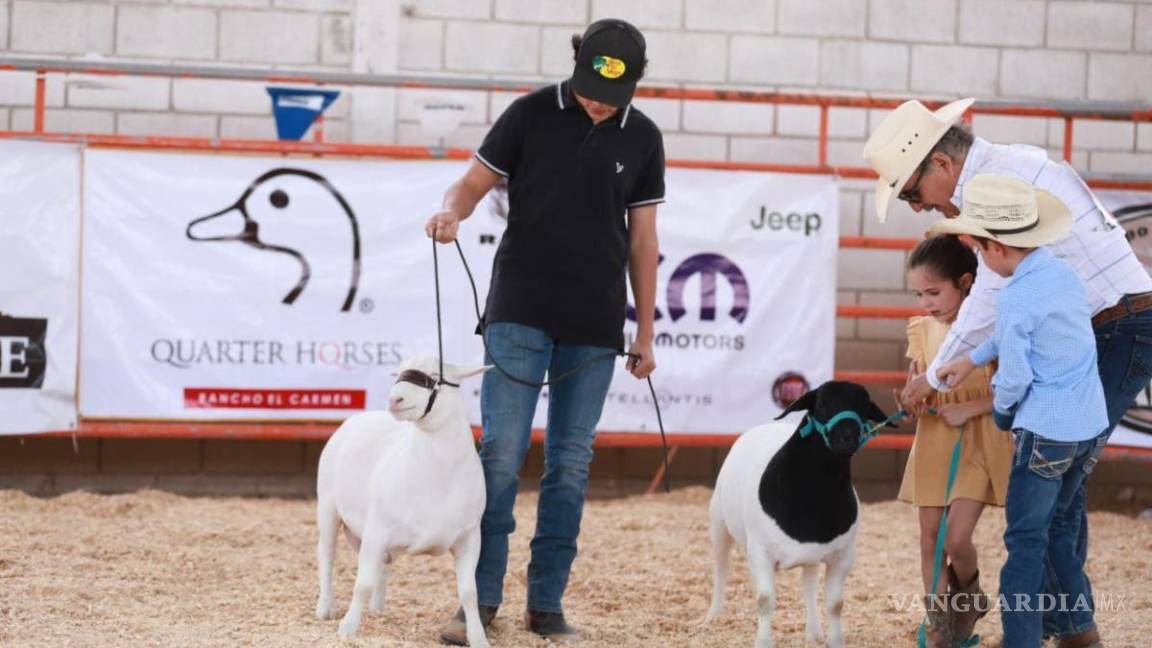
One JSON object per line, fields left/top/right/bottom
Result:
{"left": 475, "top": 80, "right": 665, "bottom": 351}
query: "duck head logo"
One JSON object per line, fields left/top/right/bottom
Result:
{"left": 186, "top": 168, "right": 361, "bottom": 312}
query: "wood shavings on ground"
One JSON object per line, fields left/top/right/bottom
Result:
{"left": 1, "top": 487, "right": 1148, "bottom": 647}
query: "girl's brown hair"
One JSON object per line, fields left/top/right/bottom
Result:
{"left": 908, "top": 235, "right": 977, "bottom": 288}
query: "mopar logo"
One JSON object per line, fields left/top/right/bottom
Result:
{"left": 626, "top": 253, "right": 750, "bottom": 324}
{"left": 0, "top": 315, "right": 47, "bottom": 388}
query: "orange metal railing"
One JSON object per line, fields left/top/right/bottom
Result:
{"left": 5, "top": 58, "right": 1152, "bottom": 464}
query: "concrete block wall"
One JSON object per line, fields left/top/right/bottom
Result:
{"left": 1, "top": 0, "right": 380, "bottom": 140}
{"left": 1, "top": 0, "right": 1150, "bottom": 440}
{"left": 382, "top": 0, "right": 1152, "bottom": 373}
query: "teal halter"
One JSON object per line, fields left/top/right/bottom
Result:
{"left": 797, "top": 409, "right": 918, "bottom": 451}
{"left": 798, "top": 411, "right": 875, "bottom": 451}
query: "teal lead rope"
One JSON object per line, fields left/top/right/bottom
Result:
{"left": 777, "top": 404, "right": 985, "bottom": 647}
{"left": 814, "top": 406, "right": 978, "bottom": 648}
{"left": 917, "top": 416, "right": 981, "bottom": 648}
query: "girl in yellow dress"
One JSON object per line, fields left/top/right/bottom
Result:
{"left": 897, "top": 235, "right": 1013, "bottom": 647}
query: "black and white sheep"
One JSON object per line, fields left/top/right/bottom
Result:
{"left": 705, "top": 381, "right": 891, "bottom": 648}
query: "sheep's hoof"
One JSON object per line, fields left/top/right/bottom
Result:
{"left": 699, "top": 608, "right": 722, "bottom": 626}
{"left": 315, "top": 599, "right": 334, "bottom": 620}
{"left": 337, "top": 615, "right": 360, "bottom": 638}
{"left": 804, "top": 627, "right": 824, "bottom": 644}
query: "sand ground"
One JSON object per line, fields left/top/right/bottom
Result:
{"left": 0, "top": 487, "right": 1148, "bottom": 647}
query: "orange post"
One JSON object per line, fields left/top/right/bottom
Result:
{"left": 1063, "top": 117, "right": 1074, "bottom": 163}
{"left": 839, "top": 236, "right": 919, "bottom": 250}
{"left": 818, "top": 104, "right": 829, "bottom": 168}
{"left": 34, "top": 71, "right": 46, "bottom": 134}
{"left": 645, "top": 446, "right": 679, "bottom": 495}
{"left": 313, "top": 114, "right": 325, "bottom": 143}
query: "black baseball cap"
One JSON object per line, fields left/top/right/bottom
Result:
{"left": 570, "top": 19, "right": 646, "bottom": 108}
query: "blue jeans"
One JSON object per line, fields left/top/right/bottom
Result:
{"left": 1002, "top": 429, "right": 1107, "bottom": 648}
{"left": 1042, "top": 302, "right": 1152, "bottom": 638}
{"left": 473, "top": 322, "right": 616, "bottom": 614}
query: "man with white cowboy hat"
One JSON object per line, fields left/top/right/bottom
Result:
{"left": 864, "top": 100, "right": 1152, "bottom": 648}
{"left": 932, "top": 174, "right": 1108, "bottom": 648}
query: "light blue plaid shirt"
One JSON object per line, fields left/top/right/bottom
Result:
{"left": 969, "top": 248, "right": 1108, "bottom": 442}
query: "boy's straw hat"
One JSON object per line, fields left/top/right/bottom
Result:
{"left": 863, "top": 97, "right": 975, "bottom": 223}
{"left": 928, "top": 174, "right": 1072, "bottom": 248}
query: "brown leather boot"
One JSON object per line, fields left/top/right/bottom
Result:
{"left": 438, "top": 605, "right": 498, "bottom": 646}
{"left": 1057, "top": 627, "right": 1102, "bottom": 648}
{"left": 923, "top": 594, "right": 952, "bottom": 648}
{"left": 947, "top": 565, "right": 990, "bottom": 642}
{"left": 524, "top": 608, "right": 582, "bottom": 643}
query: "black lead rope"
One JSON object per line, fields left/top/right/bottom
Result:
{"left": 432, "top": 238, "right": 671, "bottom": 493}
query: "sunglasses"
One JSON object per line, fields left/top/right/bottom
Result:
{"left": 897, "top": 157, "right": 931, "bottom": 203}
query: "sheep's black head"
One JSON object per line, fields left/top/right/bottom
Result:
{"left": 773, "top": 381, "right": 893, "bottom": 456}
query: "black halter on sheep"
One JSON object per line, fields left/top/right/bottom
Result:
{"left": 763, "top": 381, "right": 894, "bottom": 544}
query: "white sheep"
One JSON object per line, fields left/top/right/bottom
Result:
{"left": 314, "top": 356, "right": 490, "bottom": 647}
{"left": 705, "top": 381, "right": 890, "bottom": 648}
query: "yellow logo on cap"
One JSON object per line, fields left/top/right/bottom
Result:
{"left": 592, "top": 56, "right": 626, "bottom": 79}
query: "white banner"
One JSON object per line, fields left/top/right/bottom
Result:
{"left": 80, "top": 150, "right": 837, "bottom": 434}
{"left": 594, "top": 170, "right": 838, "bottom": 433}
{"left": 0, "top": 141, "right": 82, "bottom": 434}
{"left": 81, "top": 152, "right": 487, "bottom": 420}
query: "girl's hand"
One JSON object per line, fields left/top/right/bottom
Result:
{"left": 937, "top": 403, "right": 971, "bottom": 427}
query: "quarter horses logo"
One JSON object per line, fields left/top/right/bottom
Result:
{"left": 593, "top": 55, "right": 626, "bottom": 79}
{"left": 185, "top": 168, "right": 362, "bottom": 312}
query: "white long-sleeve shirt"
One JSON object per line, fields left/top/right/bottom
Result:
{"left": 925, "top": 137, "right": 1152, "bottom": 391}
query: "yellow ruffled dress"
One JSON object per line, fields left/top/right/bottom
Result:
{"left": 897, "top": 316, "right": 1013, "bottom": 507}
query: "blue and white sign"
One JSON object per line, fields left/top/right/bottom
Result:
{"left": 266, "top": 87, "right": 341, "bottom": 141}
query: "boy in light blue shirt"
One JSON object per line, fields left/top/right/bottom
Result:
{"left": 933, "top": 175, "right": 1108, "bottom": 648}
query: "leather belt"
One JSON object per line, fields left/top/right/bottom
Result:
{"left": 1093, "top": 291, "right": 1152, "bottom": 328}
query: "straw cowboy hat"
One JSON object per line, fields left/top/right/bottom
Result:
{"left": 863, "top": 97, "right": 975, "bottom": 222}
{"left": 928, "top": 174, "right": 1072, "bottom": 248}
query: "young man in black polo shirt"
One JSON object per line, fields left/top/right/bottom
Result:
{"left": 425, "top": 18, "right": 664, "bottom": 644}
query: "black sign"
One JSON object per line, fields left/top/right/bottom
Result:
{"left": 0, "top": 316, "right": 47, "bottom": 388}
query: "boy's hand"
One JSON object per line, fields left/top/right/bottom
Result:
{"left": 992, "top": 407, "right": 1015, "bottom": 432}
{"left": 425, "top": 210, "right": 460, "bottom": 243}
{"left": 936, "top": 356, "right": 976, "bottom": 390}
{"left": 626, "top": 339, "right": 656, "bottom": 379}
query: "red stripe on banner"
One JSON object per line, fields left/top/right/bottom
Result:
{"left": 183, "top": 388, "right": 366, "bottom": 410}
